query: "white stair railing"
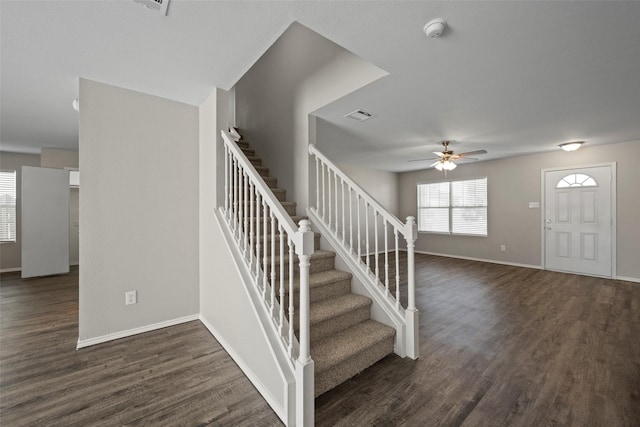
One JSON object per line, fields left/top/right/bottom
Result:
{"left": 221, "top": 130, "right": 315, "bottom": 426}
{"left": 308, "top": 144, "right": 419, "bottom": 359}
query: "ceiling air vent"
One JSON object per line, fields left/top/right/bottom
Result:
{"left": 134, "top": 0, "right": 170, "bottom": 16}
{"left": 343, "top": 109, "right": 376, "bottom": 122}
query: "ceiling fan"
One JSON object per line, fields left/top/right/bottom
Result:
{"left": 409, "top": 141, "right": 487, "bottom": 171}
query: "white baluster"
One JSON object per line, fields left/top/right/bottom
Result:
{"left": 321, "top": 163, "right": 326, "bottom": 221}
{"left": 357, "top": 194, "right": 361, "bottom": 259}
{"left": 224, "top": 145, "right": 229, "bottom": 217}
{"left": 341, "top": 179, "right": 346, "bottom": 244}
{"left": 349, "top": 187, "right": 353, "bottom": 252}
{"left": 279, "top": 224, "right": 285, "bottom": 334}
{"left": 288, "top": 238, "right": 294, "bottom": 357}
{"left": 333, "top": 171, "right": 338, "bottom": 232}
{"left": 232, "top": 157, "right": 237, "bottom": 231}
{"left": 365, "top": 202, "right": 370, "bottom": 270}
{"left": 255, "top": 190, "right": 261, "bottom": 280}
{"left": 395, "top": 229, "right": 400, "bottom": 308}
{"left": 263, "top": 201, "right": 268, "bottom": 300}
{"left": 249, "top": 181, "right": 254, "bottom": 266}
{"left": 374, "top": 211, "right": 379, "bottom": 282}
{"left": 328, "top": 169, "right": 332, "bottom": 230}
{"left": 384, "top": 220, "right": 389, "bottom": 295}
{"left": 315, "top": 157, "right": 320, "bottom": 210}
{"left": 270, "top": 213, "right": 276, "bottom": 311}
{"left": 243, "top": 172, "right": 249, "bottom": 255}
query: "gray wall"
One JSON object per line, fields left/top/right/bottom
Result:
{"left": 398, "top": 140, "right": 640, "bottom": 280}
{"left": 234, "top": 22, "right": 387, "bottom": 212}
{"left": 0, "top": 152, "right": 41, "bottom": 271}
{"left": 78, "top": 78, "right": 199, "bottom": 342}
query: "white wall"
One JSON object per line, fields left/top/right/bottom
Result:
{"left": 235, "top": 22, "right": 387, "bottom": 212}
{"left": 78, "top": 78, "right": 199, "bottom": 343}
{"left": 41, "top": 148, "right": 79, "bottom": 265}
{"left": 398, "top": 140, "right": 640, "bottom": 280}
{"left": 198, "top": 88, "right": 292, "bottom": 423}
{"left": 0, "top": 152, "right": 41, "bottom": 271}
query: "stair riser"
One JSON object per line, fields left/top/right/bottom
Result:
{"left": 310, "top": 307, "right": 371, "bottom": 345}
{"left": 281, "top": 277, "right": 351, "bottom": 310}
{"left": 268, "top": 255, "right": 335, "bottom": 280}
{"left": 314, "top": 339, "right": 394, "bottom": 397}
{"left": 247, "top": 157, "right": 262, "bottom": 167}
{"left": 258, "top": 235, "right": 320, "bottom": 255}
{"left": 236, "top": 141, "right": 250, "bottom": 149}
{"left": 241, "top": 148, "right": 255, "bottom": 157}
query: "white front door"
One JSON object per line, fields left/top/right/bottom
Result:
{"left": 544, "top": 165, "right": 613, "bottom": 277}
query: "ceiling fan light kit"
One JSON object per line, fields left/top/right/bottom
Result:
{"left": 559, "top": 141, "right": 585, "bottom": 152}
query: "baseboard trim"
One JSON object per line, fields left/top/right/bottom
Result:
{"left": 76, "top": 314, "right": 199, "bottom": 349}
{"left": 199, "top": 315, "right": 286, "bottom": 423}
{"left": 413, "top": 250, "right": 542, "bottom": 270}
{"left": 615, "top": 275, "right": 640, "bottom": 284}
{"left": 0, "top": 267, "right": 21, "bottom": 273}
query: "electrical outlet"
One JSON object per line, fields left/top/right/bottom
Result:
{"left": 500, "top": 244, "right": 506, "bottom": 252}
{"left": 125, "top": 291, "right": 137, "bottom": 305}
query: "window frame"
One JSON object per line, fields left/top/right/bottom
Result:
{"left": 417, "top": 176, "right": 488, "bottom": 237}
{"left": 0, "top": 170, "right": 17, "bottom": 243}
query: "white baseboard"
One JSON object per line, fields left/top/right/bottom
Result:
{"left": 616, "top": 275, "right": 640, "bottom": 284}
{"left": 76, "top": 314, "right": 199, "bottom": 349}
{"left": 414, "top": 250, "right": 542, "bottom": 270}
{"left": 198, "top": 315, "right": 286, "bottom": 423}
{"left": 0, "top": 267, "right": 21, "bottom": 273}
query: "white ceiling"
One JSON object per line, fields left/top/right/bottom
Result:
{"left": 2, "top": 1, "right": 640, "bottom": 172}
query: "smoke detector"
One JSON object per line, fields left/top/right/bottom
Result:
{"left": 343, "top": 109, "right": 376, "bottom": 122}
{"left": 424, "top": 18, "right": 447, "bottom": 38}
{"left": 134, "top": 0, "right": 170, "bottom": 16}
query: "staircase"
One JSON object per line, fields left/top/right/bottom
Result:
{"left": 234, "top": 136, "right": 396, "bottom": 397}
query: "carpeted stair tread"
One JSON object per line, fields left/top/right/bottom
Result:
{"left": 310, "top": 294, "right": 371, "bottom": 326}
{"left": 262, "top": 176, "right": 277, "bottom": 188}
{"left": 312, "top": 320, "right": 395, "bottom": 374}
{"left": 255, "top": 166, "right": 269, "bottom": 176}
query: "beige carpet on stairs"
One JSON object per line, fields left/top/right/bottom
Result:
{"left": 234, "top": 133, "right": 396, "bottom": 398}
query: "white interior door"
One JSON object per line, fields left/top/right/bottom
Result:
{"left": 21, "top": 166, "right": 70, "bottom": 278}
{"left": 544, "top": 165, "right": 613, "bottom": 277}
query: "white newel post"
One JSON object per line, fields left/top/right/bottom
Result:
{"left": 295, "top": 220, "right": 315, "bottom": 426}
{"left": 404, "top": 216, "right": 420, "bottom": 360}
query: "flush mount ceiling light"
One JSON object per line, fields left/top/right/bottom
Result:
{"left": 424, "top": 18, "right": 447, "bottom": 38}
{"left": 559, "top": 141, "right": 585, "bottom": 152}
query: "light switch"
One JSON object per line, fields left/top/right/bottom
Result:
{"left": 529, "top": 202, "right": 540, "bottom": 208}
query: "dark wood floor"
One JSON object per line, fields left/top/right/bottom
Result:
{"left": 2, "top": 256, "right": 639, "bottom": 426}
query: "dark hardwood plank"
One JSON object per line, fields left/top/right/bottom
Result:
{"left": 0, "top": 268, "right": 282, "bottom": 426}
{"left": 316, "top": 254, "right": 640, "bottom": 427}
{"left": 2, "top": 255, "right": 639, "bottom": 426}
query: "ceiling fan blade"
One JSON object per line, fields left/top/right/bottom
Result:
{"left": 407, "top": 157, "right": 439, "bottom": 162}
{"left": 456, "top": 157, "right": 478, "bottom": 161}
{"left": 429, "top": 160, "right": 441, "bottom": 167}
{"left": 457, "top": 149, "right": 487, "bottom": 157}
{"left": 433, "top": 152, "right": 445, "bottom": 157}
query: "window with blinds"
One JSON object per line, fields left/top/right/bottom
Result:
{"left": 0, "top": 171, "right": 17, "bottom": 242}
{"left": 417, "top": 177, "right": 487, "bottom": 236}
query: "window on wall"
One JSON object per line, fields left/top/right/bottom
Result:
{"left": 417, "top": 177, "right": 487, "bottom": 236}
{"left": 0, "top": 170, "right": 17, "bottom": 242}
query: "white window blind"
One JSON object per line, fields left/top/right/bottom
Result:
{"left": 0, "top": 171, "right": 17, "bottom": 242}
{"left": 418, "top": 177, "right": 487, "bottom": 236}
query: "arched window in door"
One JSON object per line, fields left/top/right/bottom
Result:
{"left": 556, "top": 173, "right": 598, "bottom": 188}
